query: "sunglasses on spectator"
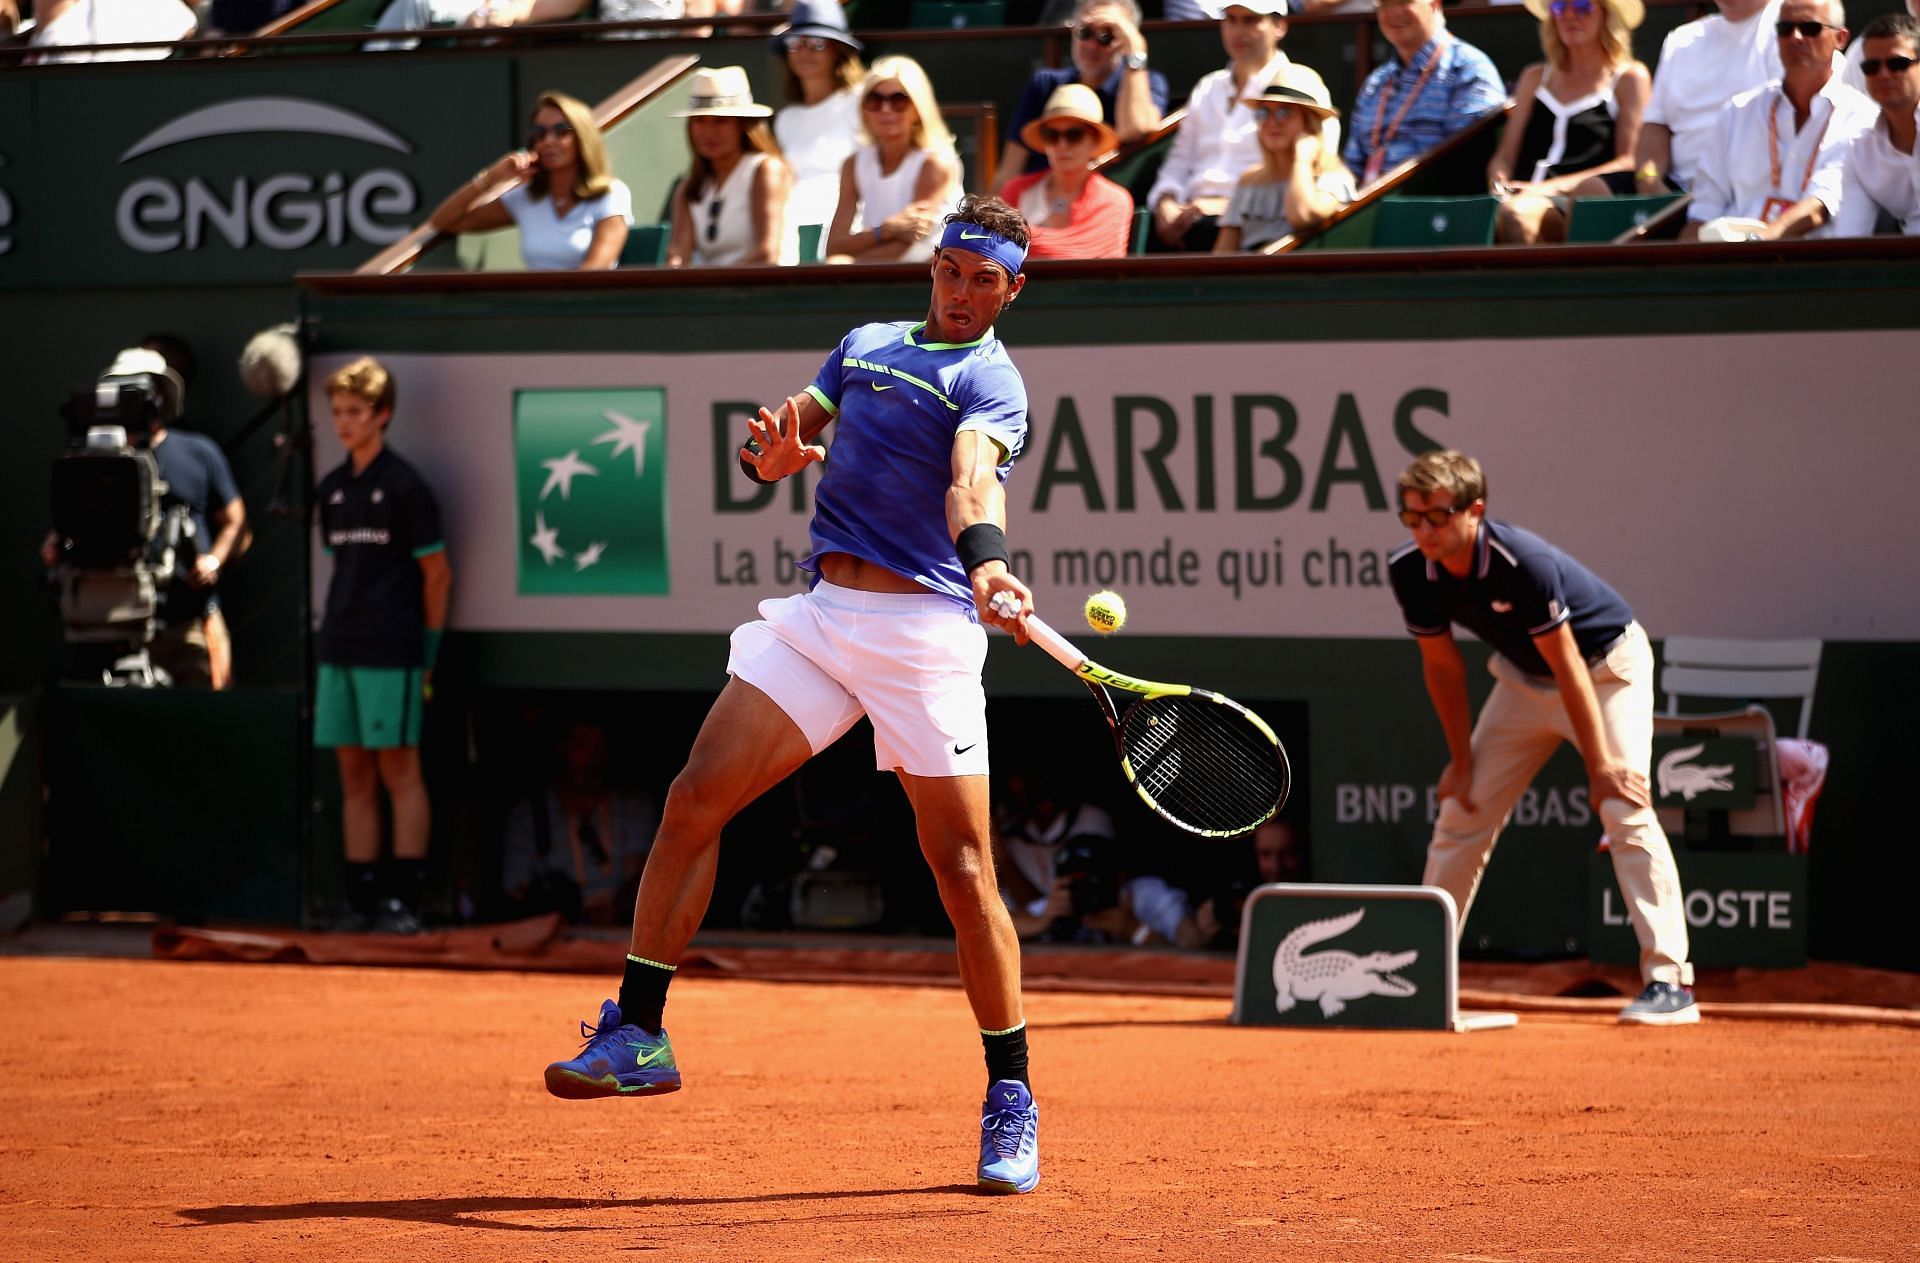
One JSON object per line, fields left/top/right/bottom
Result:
{"left": 1861, "top": 54, "right": 1920, "bottom": 74}
{"left": 1074, "top": 24, "right": 1117, "bottom": 43}
{"left": 1775, "top": 19, "right": 1842, "bottom": 36}
{"left": 706, "top": 197, "right": 723, "bottom": 243}
{"left": 783, "top": 35, "right": 833, "bottom": 52}
{"left": 1549, "top": 0, "right": 1595, "bottom": 16}
{"left": 863, "top": 90, "right": 913, "bottom": 112}
{"left": 1373, "top": 0, "right": 1422, "bottom": 9}
{"left": 527, "top": 122, "right": 576, "bottom": 143}
{"left": 1251, "top": 103, "right": 1302, "bottom": 121}
{"left": 1039, "top": 125, "right": 1091, "bottom": 145}
{"left": 1397, "top": 504, "right": 1468, "bottom": 528}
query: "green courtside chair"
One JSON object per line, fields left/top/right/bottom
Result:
{"left": 1129, "top": 206, "right": 1151, "bottom": 255}
{"left": 797, "top": 223, "right": 824, "bottom": 264}
{"left": 1564, "top": 193, "right": 1686, "bottom": 243}
{"left": 620, "top": 222, "right": 671, "bottom": 267}
{"left": 1371, "top": 195, "right": 1499, "bottom": 247}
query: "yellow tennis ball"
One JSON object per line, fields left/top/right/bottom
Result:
{"left": 1084, "top": 589, "right": 1127, "bottom": 634}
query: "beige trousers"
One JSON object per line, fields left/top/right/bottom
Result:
{"left": 1422, "top": 623, "right": 1693, "bottom": 987}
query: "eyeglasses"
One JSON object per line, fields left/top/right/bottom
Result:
{"left": 1039, "top": 125, "right": 1091, "bottom": 145}
{"left": 783, "top": 35, "right": 833, "bottom": 52}
{"left": 1373, "top": 0, "right": 1422, "bottom": 9}
{"left": 1549, "top": 0, "right": 1595, "bottom": 15}
{"left": 1250, "top": 102, "right": 1301, "bottom": 121}
{"left": 863, "top": 90, "right": 913, "bottom": 112}
{"left": 1073, "top": 24, "right": 1116, "bottom": 44}
{"left": 1861, "top": 53, "right": 1920, "bottom": 74}
{"left": 1397, "top": 504, "right": 1467, "bottom": 529}
{"left": 1775, "top": 18, "right": 1842, "bottom": 37}
{"left": 706, "top": 197, "right": 723, "bottom": 243}
{"left": 527, "top": 121, "right": 576, "bottom": 144}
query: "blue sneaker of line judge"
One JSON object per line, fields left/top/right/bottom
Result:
{"left": 544, "top": 1000, "right": 683, "bottom": 1098}
{"left": 977, "top": 1079, "right": 1040, "bottom": 1193}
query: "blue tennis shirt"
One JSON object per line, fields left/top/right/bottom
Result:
{"left": 1388, "top": 518, "right": 1635, "bottom": 678}
{"left": 802, "top": 320, "right": 1029, "bottom": 608}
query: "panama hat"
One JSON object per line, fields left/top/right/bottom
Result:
{"left": 770, "top": 0, "right": 863, "bottom": 54}
{"left": 673, "top": 66, "right": 774, "bottom": 118}
{"left": 1242, "top": 61, "right": 1338, "bottom": 121}
{"left": 1018, "top": 82, "right": 1120, "bottom": 153}
{"left": 1523, "top": 0, "right": 1644, "bottom": 29}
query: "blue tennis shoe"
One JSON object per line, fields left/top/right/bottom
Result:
{"left": 977, "top": 1079, "right": 1040, "bottom": 1193}
{"left": 544, "top": 999, "right": 682, "bottom": 1098}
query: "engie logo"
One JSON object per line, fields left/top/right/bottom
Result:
{"left": 114, "top": 97, "right": 418, "bottom": 254}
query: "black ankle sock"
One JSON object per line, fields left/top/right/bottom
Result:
{"left": 618, "top": 955, "right": 675, "bottom": 1033}
{"left": 981, "top": 1024, "right": 1029, "bottom": 1089}
{"left": 346, "top": 863, "right": 379, "bottom": 917}
{"left": 389, "top": 859, "right": 427, "bottom": 912}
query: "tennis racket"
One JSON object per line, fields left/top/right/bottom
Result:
{"left": 992, "top": 593, "right": 1290, "bottom": 837}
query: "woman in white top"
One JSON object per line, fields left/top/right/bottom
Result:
{"left": 429, "top": 90, "right": 632, "bottom": 270}
{"left": 771, "top": 0, "right": 867, "bottom": 237}
{"left": 1487, "top": 0, "right": 1651, "bottom": 244}
{"left": 666, "top": 66, "right": 798, "bottom": 268}
{"left": 825, "top": 55, "right": 964, "bottom": 263}
{"left": 1213, "top": 64, "right": 1356, "bottom": 253}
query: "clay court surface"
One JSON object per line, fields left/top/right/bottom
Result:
{"left": 2, "top": 956, "right": 1916, "bottom": 1263}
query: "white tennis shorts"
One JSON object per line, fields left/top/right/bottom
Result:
{"left": 727, "top": 579, "right": 990, "bottom": 777}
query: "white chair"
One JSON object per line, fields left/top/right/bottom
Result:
{"left": 1652, "top": 636, "right": 1822, "bottom": 840}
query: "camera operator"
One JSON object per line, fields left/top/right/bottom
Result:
{"left": 1192, "top": 816, "right": 1306, "bottom": 951}
{"left": 41, "top": 338, "right": 247, "bottom": 688}
{"left": 992, "top": 767, "right": 1200, "bottom": 947}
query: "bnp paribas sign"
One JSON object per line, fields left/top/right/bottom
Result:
{"left": 25, "top": 61, "right": 510, "bottom": 286}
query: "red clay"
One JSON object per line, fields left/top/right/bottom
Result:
{"left": 2, "top": 956, "right": 1915, "bottom": 1262}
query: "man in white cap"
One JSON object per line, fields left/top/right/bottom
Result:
{"left": 544, "top": 195, "right": 1049, "bottom": 1197}
{"left": 1148, "top": 0, "right": 1325, "bottom": 251}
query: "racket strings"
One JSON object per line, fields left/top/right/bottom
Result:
{"left": 1119, "top": 694, "right": 1287, "bottom": 835}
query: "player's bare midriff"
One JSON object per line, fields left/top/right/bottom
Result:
{"left": 818, "top": 551, "right": 932, "bottom": 595}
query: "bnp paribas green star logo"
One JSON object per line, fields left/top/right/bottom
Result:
{"left": 513, "top": 388, "right": 669, "bottom": 596}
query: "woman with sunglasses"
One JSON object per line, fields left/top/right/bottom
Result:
{"left": 1486, "top": 0, "right": 1650, "bottom": 244}
{"left": 825, "top": 56, "right": 963, "bottom": 263}
{"left": 667, "top": 66, "right": 798, "bottom": 268}
{"left": 772, "top": 0, "right": 868, "bottom": 237}
{"left": 429, "top": 91, "right": 631, "bottom": 270}
{"left": 994, "top": 0, "right": 1167, "bottom": 191}
{"left": 999, "top": 84, "right": 1135, "bottom": 258}
{"left": 1213, "top": 65, "right": 1355, "bottom": 252}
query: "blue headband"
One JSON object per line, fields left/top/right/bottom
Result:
{"left": 937, "top": 221, "right": 1027, "bottom": 275}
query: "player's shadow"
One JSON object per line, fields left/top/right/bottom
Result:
{"left": 177, "top": 1185, "right": 986, "bottom": 1233}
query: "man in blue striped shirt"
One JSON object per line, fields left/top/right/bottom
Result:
{"left": 1343, "top": 0, "right": 1507, "bottom": 184}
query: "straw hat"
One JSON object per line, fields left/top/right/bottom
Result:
{"left": 673, "top": 66, "right": 774, "bottom": 118}
{"left": 1241, "top": 61, "right": 1338, "bottom": 121}
{"left": 1522, "top": 0, "right": 1644, "bottom": 30}
{"left": 1018, "top": 83, "right": 1119, "bottom": 154}
{"left": 770, "top": 0, "right": 863, "bottom": 54}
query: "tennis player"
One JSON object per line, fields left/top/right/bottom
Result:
{"left": 544, "top": 194, "right": 1046, "bottom": 1193}
{"left": 1388, "top": 450, "right": 1697, "bottom": 1025}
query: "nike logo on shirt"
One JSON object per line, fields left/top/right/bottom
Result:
{"left": 871, "top": 382, "right": 893, "bottom": 391}
{"left": 954, "top": 742, "right": 977, "bottom": 755}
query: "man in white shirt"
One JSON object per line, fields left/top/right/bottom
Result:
{"left": 26, "top": 0, "right": 196, "bottom": 62}
{"left": 1683, "top": 0, "right": 1876, "bottom": 240}
{"left": 1841, "top": 0, "right": 1920, "bottom": 91}
{"left": 1582, "top": 0, "right": 1784, "bottom": 195}
{"left": 1146, "top": 0, "right": 1326, "bottom": 251}
{"left": 1831, "top": 13, "right": 1920, "bottom": 234}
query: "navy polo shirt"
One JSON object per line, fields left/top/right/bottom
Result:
{"left": 316, "top": 447, "right": 444, "bottom": 668}
{"left": 1388, "top": 518, "right": 1634, "bottom": 678}
{"left": 1006, "top": 63, "right": 1171, "bottom": 174}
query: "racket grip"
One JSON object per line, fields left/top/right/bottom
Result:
{"left": 1020, "top": 613, "right": 1088, "bottom": 673}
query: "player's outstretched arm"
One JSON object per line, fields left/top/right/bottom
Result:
{"left": 740, "top": 394, "right": 830, "bottom": 483}
{"left": 948, "top": 430, "right": 1032, "bottom": 642}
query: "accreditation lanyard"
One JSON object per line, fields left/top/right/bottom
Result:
{"left": 1762, "top": 89, "right": 1832, "bottom": 220}
{"left": 1365, "top": 37, "right": 1449, "bottom": 183}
